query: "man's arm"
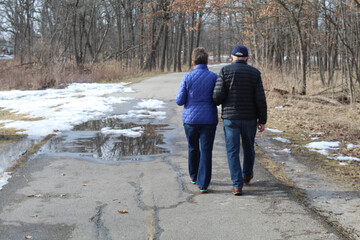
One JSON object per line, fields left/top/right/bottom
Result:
{"left": 212, "top": 68, "right": 227, "bottom": 105}
{"left": 257, "top": 123, "right": 265, "bottom": 132}
{"left": 255, "top": 74, "right": 267, "bottom": 124}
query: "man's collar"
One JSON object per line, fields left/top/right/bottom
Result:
{"left": 233, "top": 60, "right": 248, "bottom": 64}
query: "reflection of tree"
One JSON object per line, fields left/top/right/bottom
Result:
{"left": 73, "top": 118, "right": 134, "bottom": 131}
{"left": 48, "top": 119, "right": 170, "bottom": 161}
{"left": 99, "top": 124, "right": 169, "bottom": 161}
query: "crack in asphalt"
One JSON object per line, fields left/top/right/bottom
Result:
{"left": 90, "top": 203, "right": 111, "bottom": 240}
{"left": 129, "top": 167, "right": 198, "bottom": 240}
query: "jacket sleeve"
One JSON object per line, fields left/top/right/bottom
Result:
{"left": 255, "top": 75, "right": 267, "bottom": 124}
{"left": 175, "top": 76, "right": 187, "bottom": 106}
{"left": 212, "top": 68, "right": 227, "bottom": 106}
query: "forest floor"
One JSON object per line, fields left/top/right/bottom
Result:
{"left": 265, "top": 89, "right": 360, "bottom": 191}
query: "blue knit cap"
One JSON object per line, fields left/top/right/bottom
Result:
{"left": 232, "top": 45, "right": 248, "bottom": 57}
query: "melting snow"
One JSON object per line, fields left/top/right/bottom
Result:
{"left": 273, "top": 137, "right": 291, "bottom": 143}
{"left": 266, "top": 128, "right": 283, "bottom": 133}
{"left": 305, "top": 141, "right": 340, "bottom": 155}
{"left": 0, "top": 83, "right": 167, "bottom": 189}
{"left": 101, "top": 127, "right": 144, "bottom": 138}
{"left": 331, "top": 155, "right": 360, "bottom": 162}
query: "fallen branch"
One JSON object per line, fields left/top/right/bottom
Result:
{"left": 292, "top": 95, "right": 343, "bottom": 106}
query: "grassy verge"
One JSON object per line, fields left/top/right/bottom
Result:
{"left": 264, "top": 87, "right": 360, "bottom": 190}
{"left": 0, "top": 109, "right": 44, "bottom": 146}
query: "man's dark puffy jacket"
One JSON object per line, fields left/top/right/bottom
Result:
{"left": 212, "top": 60, "right": 267, "bottom": 124}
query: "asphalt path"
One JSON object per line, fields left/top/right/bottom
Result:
{"left": 0, "top": 65, "right": 344, "bottom": 240}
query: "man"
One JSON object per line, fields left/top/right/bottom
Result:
{"left": 213, "top": 45, "right": 267, "bottom": 196}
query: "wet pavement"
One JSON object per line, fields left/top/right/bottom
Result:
{"left": 42, "top": 118, "right": 172, "bottom": 163}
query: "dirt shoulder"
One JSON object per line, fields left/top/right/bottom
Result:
{"left": 266, "top": 91, "right": 360, "bottom": 190}
{"left": 258, "top": 91, "right": 360, "bottom": 239}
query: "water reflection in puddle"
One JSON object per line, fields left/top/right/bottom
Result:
{"left": 43, "top": 118, "right": 172, "bottom": 162}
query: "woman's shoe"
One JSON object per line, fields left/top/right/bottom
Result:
{"left": 199, "top": 187, "right": 208, "bottom": 193}
{"left": 232, "top": 187, "right": 242, "bottom": 196}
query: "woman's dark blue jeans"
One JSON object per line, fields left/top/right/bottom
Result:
{"left": 183, "top": 123, "right": 217, "bottom": 189}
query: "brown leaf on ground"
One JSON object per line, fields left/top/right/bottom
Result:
{"left": 27, "top": 194, "right": 43, "bottom": 198}
{"left": 118, "top": 210, "right": 128, "bottom": 214}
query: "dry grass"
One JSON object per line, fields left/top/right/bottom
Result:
{"left": 0, "top": 59, "right": 162, "bottom": 91}
{"left": 262, "top": 68, "right": 360, "bottom": 189}
{"left": 0, "top": 109, "right": 44, "bottom": 145}
{"left": 0, "top": 109, "right": 44, "bottom": 122}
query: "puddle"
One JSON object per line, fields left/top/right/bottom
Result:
{"left": 1, "top": 138, "right": 39, "bottom": 172}
{"left": 42, "top": 118, "right": 172, "bottom": 162}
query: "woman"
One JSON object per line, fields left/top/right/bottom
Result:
{"left": 175, "top": 47, "right": 218, "bottom": 193}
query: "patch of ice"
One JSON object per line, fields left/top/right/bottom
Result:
{"left": 273, "top": 137, "right": 291, "bottom": 143}
{"left": 332, "top": 155, "right": 360, "bottom": 162}
{"left": 266, "top": 128, "right": 283, "bottom": 133}
{"left": 316, "top": 149, "right": 331, "bottom": 155}
{"left": 0, "top": 120, "right": 12, "bottom": 124}
{"left": 309, "top": 132, "right": 323, "bottom": 135}
{"left": 137, "top": 99, "right": 165, "bottom": 109}
{"left": 0, "top": 171, "right": 12, "bottom": 190}
{"left": 305, "top": 141, "right": 340, "bottom": 150}
{"left": 101, "top": 127, "right": 143, "bottom": 138}
{"left": 347, "top": 144, "right": 359, "bottom": 149}
{"left": 305, "top": 141, "right": 340, "bottom": 156}
{"left": 282, "top": 148, "right": 291, "bottom": 153}
{"left": 111, "top": 109, "right": 166, "bottom": 120}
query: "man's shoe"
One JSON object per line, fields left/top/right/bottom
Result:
{"left": 189, "top": 177, "right": 196, "bottom": 185}
{"left": 232, "top": 187, "right": 242, "bottom": 196}
{"left": 199, "top": 187, "right": 208, "bottom": 194}
{"left": 243, "top": 174, "right": 254, "bottom": 184}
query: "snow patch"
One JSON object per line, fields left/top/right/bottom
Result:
{"left": 331, "top": 155, "right": 360, "bottom": 162}
{"left": 0, "top": 171, "right": 11, "bottom": 190}
{"left": 282, "top": 148, "right": 291, "bottom": 153}
{"left": 266, "top": 128, "right": 283, "bottom": 133}
{"left": 101, "top": 127, "right": 144, "bottom": 138}
{"left": 305, "top": 141, "right": 340, "bottom": 156}
{"left": 273, "top": 137, "right": 291, "bottom": 143}
{"left": 0, "top": 83, "right": 135, "bottom": 137}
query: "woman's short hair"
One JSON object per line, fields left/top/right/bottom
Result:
{"left": 192, "top": 47, "right": 208, "bottom": 65}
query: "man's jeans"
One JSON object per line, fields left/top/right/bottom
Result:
{"left": 223, "top": 119, "right": 257, "bottom": 188}
{"left": 184, "top": 123, "right": 217, "bottom": 189}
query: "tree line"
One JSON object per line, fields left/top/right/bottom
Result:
{"left": 0, "top": 0, "right": 359, "bottom": 101}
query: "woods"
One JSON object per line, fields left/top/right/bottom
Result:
{"left": 0, "top": 0, "right": 359, "bottom": 102}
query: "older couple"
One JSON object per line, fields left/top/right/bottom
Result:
{"left": 176, "top": 46, "right": 267, "bottom": 195}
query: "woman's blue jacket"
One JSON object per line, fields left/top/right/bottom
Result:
{"left": 175, "top": 64, "right": 218, "bottom": 125}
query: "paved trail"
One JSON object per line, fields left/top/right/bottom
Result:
{"left": 0, "top": 66, "right": 345, "bottom": 240}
